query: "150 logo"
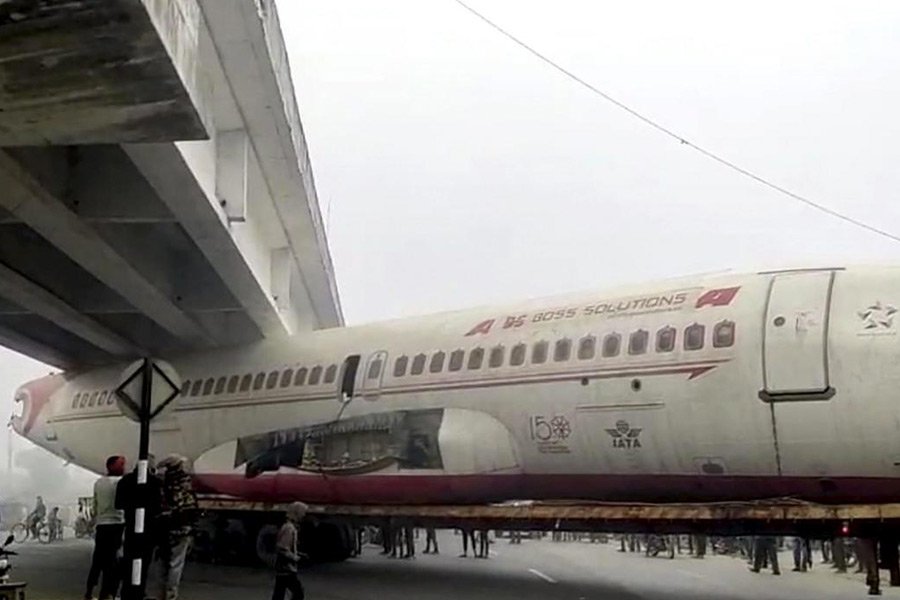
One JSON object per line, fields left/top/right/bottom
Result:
{"left": 529, "top": 415, "right": 572, "bottom": 454}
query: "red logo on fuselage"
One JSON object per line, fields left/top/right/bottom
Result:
{"left": 695, "top": 286, "right": 740, "bottom": 309}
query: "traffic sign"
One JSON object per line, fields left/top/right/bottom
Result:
{"left": 115, "top": 358, "right": 181, "bottom": 422}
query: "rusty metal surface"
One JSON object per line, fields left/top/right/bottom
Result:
{"left": 0, "top": 0, "right": 207, "bottom": 143}
{"left": 197, "top": 494, "right": 900, "bottom": 522}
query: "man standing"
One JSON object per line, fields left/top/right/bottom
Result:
{"left": 750, "top": 536, "right": 781, "bottom": 575}
{"left": 156, "top": 455, "right": 198, "bottom": 600}
{"left": 85, "top": 455, "right": 126, "bottom": 600}
{"left": 792, "top": 536, "right": 810, "bottom": 572}
{"left": 272, "top": 502, "right": 308, "bottom": 600}
{"left": 424, "top": 527, "right": 439, "bottom": 554}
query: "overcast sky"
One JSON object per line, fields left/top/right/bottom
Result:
{"left": 4, "top": 0, "right": 900, "bottom": 490}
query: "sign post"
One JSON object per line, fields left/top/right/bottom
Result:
{"left": 115, "top": 358, "right": 180, "bottom": 600}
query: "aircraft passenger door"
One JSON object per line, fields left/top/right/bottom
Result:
{"left": 762, "top": 271, "right": 834, "bottom": 399}
{"left": 360, "top": 351, "right": 388, "bottom": 401}
{"left": 338, "top": 355, "right": 361, "bottom": 405}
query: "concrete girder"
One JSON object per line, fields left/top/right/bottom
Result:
{"left": 197, "top": 0, "right": 343, "bottom": 328}
{"left": 0, "top": 261, "right": 137, "bottom": 357}
{"left": 123, "top": 142, "right": 288, "bottom": 339}
{"left": 0, "top": 150, "right": 213, "bottom": 348}
{"left": 0, "top": 323, "right": 74, "bottom": 369}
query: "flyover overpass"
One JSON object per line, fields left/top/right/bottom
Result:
{"left": 0, "top": 0, "right": 342, "bottom": 369}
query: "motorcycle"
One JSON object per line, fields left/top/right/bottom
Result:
{"left": 0, "top": 533, "right": 18, "bottom": 583}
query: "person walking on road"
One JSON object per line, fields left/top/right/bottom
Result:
{"left": 476, "top": 529, "right": 490, "bottom": 558}
{"left": 792, "top": 536, "right": 810, "bottom": 572}
{"left": 424, "top": 527, "right": 439, "bottom": 554}
{"left": 459, "top": 526, "right": 476, "bottom": 557}
{"left": 750, "top": 536, "right": 781, "bottom": 575}
{"left": 272, "top": 502, "right": 308, "bottom": 600}
{"left": 156, "top": 455, "right": 198, "bottom": 600}
{"left": 84, "top": 455, "right": 126, "bottom": 600}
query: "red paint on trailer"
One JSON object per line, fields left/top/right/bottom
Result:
{"left": 193, "top": 472, "right": 900, "bottom": 506}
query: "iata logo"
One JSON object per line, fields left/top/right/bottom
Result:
{"left": 605, "top": 420, "right": 642, "bottom": 449}
{"left": 859, "top": 301, "right": 897, "bottom": 330}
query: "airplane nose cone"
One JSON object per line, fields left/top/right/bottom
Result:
{"left": 10, "top": 374, "right": 64, "bottom": 438}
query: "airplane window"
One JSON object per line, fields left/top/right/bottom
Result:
{"left": 191, "top": 380, "right": 203, "bottom": 396}
{"left": 510, "top": 343, "right": 527, "bottom": 366}
{"left": 180, "top": 380, "right": 191, "bottom": 396}
{"left": 214, "top": 377, "right": 227, "bottom": 394}
{"left": 411, "top": 353, "right": 427, "bottom": 375}
{"left": 393, "top": 356, "right": 409, "bottom": 377}
{"left": 449, "top": 350, "right": 465, "bottom": 371}
{"left": 629, "top": 330, "right": 649, "bottom": 355}
{"left": 72, "top": 393, "right": 80, "bottom": 409}
{"left": 656, "top": 326, "right": 676, "bottom": 352}
{"left": 685, "top": 323, "right": 706, "bottom": 351}
{"left": 369, "top": 358, "right": 383, "bottom": 379}
{"left": 578, "top": 336, "right": 596, "bottom": 360}
{"left": 79, "top": 393, "right": 89, "bottom": 408}
{"left": 240, "top": 374, "right": 253, "bottom": 392}
{"left": 467, "top": 347, "right": 484, "bottom": 370}
{"left": 280, "top": 369, "right": 293, "bottom": 388}
{"left": 294, "top": 368, "right": 308, "bottom": 386}
{"left": 602, "top": 333, "right": 621, "bottom": 357}
{"left": 89, "top": 391, "right": 99, "bottom": 407}
{"left": 227, "top": 375, "right": 239, "bottom": 393}
{"left": 713, "top": 320, "right": 736, "bottom": 348}
{"left": 266, "top": 371, "right": 279, "bottom": 389}
{"left": 532, "top": 341, "right": 548, "bottom": 364}
{"left": 98, "top": 391, "right": 108, "bottom": 407}
{"left": 324, "top": 365, "right": 337, "bottom": 383}
{"left": 489, "top": 346, "right": 505, "bottom": 368}
{"left": 253, "top": 373, "right": 265, "bottom": 390}
{"left": 309, "top": 366, "right": 322, "bottom": 385}
{"left": 430, "top": 351, "right": 445, "bottom": 373}
{"left": 203, "top": 378, "right": 215, "bottom": 395}
{"left": 106, "top": 391, "right": 115, "bottom": 405}
{"left": 554, "top": 339, "right": 572, "bottom": 362}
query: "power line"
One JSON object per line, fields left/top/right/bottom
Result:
{"left": 451, "top": 0, "right": 900, "bottom": 245}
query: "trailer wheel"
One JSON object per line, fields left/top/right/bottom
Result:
{"left": 255, "top": 524, "right": 279, "bottom": 567}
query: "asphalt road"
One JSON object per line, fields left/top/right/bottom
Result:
{"left": 6, "top": 531, "right": 896, "bottom": 600}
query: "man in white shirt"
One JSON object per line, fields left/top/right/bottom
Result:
{"left": 84, "top": 455, "right": 126, "bottom": 600}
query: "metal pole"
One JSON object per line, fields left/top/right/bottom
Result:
{"left": 126, "top": 358, "right": 152, "bottom": 600}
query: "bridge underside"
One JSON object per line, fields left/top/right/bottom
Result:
{"left": 0, "top": 0, "right": 342, "bottom": 368}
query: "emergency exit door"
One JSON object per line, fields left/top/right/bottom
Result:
{"left": 762, "top": 271, "right": 834, "bottom": 398}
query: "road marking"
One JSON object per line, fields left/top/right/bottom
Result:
{"left": 528, "top": 568, "right": 557, "bottom": 583}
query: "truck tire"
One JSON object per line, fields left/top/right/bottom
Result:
{"left": 255, "top": 523, "right": 279, "bottom": 567}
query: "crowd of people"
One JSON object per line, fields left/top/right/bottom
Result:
{"left": 82, "top": 453, "right": 199, "bottom": 600}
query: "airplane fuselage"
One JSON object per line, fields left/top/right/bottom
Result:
{"left": 13, "top": 266, "right": 900, "bottom": 505}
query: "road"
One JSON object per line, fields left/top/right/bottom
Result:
{"left": 7, "top": 532, "right": 896, "bottom": 599}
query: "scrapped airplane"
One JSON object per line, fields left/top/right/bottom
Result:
{"left": 11, "top": 266, "right": 900, "bottom": 506}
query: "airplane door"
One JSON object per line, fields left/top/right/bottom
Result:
{"left": 360, "top": 351, "right": 388, "bottom": 401}
{"left": 338, "top": 355, "right": 362, "bottom": 404}
{"left": 762, "top": 271, "right": 834, "bottom": 399}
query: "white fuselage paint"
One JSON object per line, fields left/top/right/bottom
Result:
{"left": 12, "top": 266, "right": 900, "bottom": 505}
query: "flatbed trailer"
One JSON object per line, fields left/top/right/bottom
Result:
{"left": 198, "top": 495, "right": 900, "bottom": 548}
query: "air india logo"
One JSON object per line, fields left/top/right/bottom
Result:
{"left": 606, "top": 420, "right": 642, "bottom": 449}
